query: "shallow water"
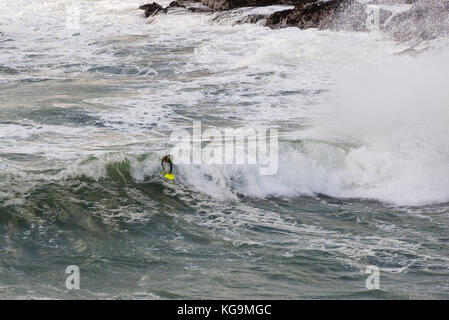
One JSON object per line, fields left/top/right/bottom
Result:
{"left": 0, "top": 0, "right": 448, "bottom": 299}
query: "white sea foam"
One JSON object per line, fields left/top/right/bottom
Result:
{"left": 0, "top": 0, "right": 448, "bottom": 206}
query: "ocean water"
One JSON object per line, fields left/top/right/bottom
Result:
{"left": 1, "top": 0, "right": 449, "bottom": 299}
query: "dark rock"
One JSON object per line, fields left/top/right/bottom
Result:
{"left": 187, "top": 6, "right": 214, "bottom": 13}
{"left": 266, "top": 0, "right": 377, "bottom": 31}
{"left": 212, "top": 12, "right": 268, "bottom": 25}
{"left": 169, "top": 0, "right": 206, "bottom": 9}
{"left": 235, "top": 13, "right": 268, "bottom": 24}
{"left": 169, "top": 1, "right": 213, "bottom": 12}
{"left": 139, "top": 2, "right": 166, "bottom": 17}
{"left": 384, "top": 0, "right": 449, "bottom": 42}
{"left": 169, "top": 0, "right": 186, "bottom": 7}
{"left": 139, "top": 1, "right": 211, "bottom": 16}
{"left": 201, "top": 0, "right": 317, "bottom": 12}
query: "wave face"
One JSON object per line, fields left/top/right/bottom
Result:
{"left": 1, "top": 0, "right": 449, "bottom": 299}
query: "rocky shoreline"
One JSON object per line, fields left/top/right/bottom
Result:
{"left": 139, "top": 0, "right": 449, "bottom": 43}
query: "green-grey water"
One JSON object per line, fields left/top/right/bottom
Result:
{"left": 1, "top": 0, "right": 449, "bottom": 299}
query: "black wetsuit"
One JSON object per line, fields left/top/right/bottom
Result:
{"left": 161, "top": 158, "right": 173, "bottom": 174}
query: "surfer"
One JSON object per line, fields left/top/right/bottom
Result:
{"left": 161, "top": 155, "right": 173, "bottom": 175}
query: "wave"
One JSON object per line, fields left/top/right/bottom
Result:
{"left": 2, "top": 125, "right": 448, "bottom": 208}
{"left": 0, "top": 1, "right": 448, "bottom": 207}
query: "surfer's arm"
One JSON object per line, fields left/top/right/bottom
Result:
{"left": 168, "top": 159, "right": 173, "bottom": 174}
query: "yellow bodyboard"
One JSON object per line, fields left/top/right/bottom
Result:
{"left": 161, "top": 172, "right": 175, "bottom": 180}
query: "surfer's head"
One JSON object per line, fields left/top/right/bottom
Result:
{"left": 162, "top": 155, "right": 171, "bottom": 162}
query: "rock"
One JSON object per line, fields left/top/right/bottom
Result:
{"left": 201, "top": 0, "right": 317, "bottom": 12}
{"left": 266, "top": 0, "right": 390, "bottom": 32}
{"left": 169, "top": 0, "right": 185, "bottom": 7}
{"left": 384, "top": 0, "right": 449, "bottom": 42}
{"left": 139, "top": 2, "right": 166, "bottom": 17}
{"left": 187, "top": 6, "right": 214, "bottom": 13}
{"left": 169, "top": 1, "right": 213, "bottom": 12}
{"left": 212, "top": 12, "right": 268, "bottom": 25}
{"left": 236, "top": 13, "right": 268, "bottom": 24}
{"left": 139, "top": 1, "right": 211, "bottom": 17}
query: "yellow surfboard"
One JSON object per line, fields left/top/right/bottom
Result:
{"left": 161, "top": 172, "right": 175, "bottom": 181}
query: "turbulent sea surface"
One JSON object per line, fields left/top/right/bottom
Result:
{"left": 1, "top": 0, "right": 449, "bottom": 299}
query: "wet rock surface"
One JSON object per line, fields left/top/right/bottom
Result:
{"left": 138, "top": 0, "right": 449, "bottom": 45}
{"left": 169, "top": 0, "right": 212, "bottom": 12}
{"left": 266, "top": 0, "right": 384, "bottom": 32}
{"left": 383, "top": 0, "right": 449, "bottom": 42}
{"left": 201, "top": 0, "right": 316, "bottom": 11}
{"left": 139, "top": 2, "right": 166, "bottom": 17}
{"left": 139, "top": 0, "right": 211, "bottom": 17}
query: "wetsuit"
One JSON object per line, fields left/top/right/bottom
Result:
{"left": 161, "top": 157, "right": 173, "bottom": 174}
